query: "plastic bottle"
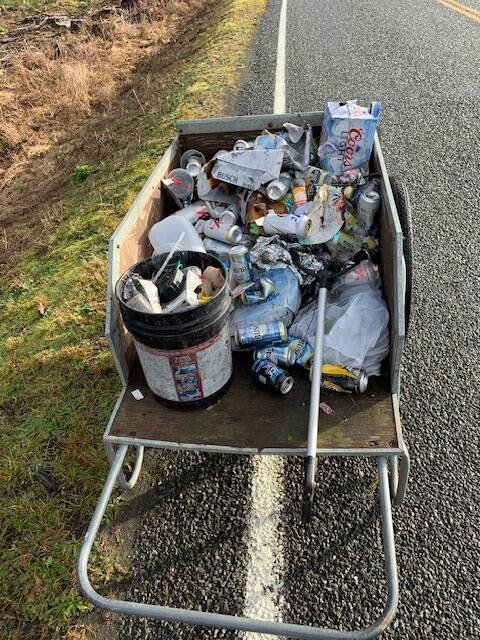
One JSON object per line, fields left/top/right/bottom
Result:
{"left": 292, "top": 174, "right": 307, "bottom": 207}
{"left": 148, "top": 216, "right": 206, "bottom": 254}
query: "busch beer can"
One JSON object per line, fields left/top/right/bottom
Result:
{"left": 287, "top": 336, "right": 314, "bottom": 369}
{"left": 235, "top": 322, "right": 287, "bottom": 349}
{"left": 254, "top": 343, "right": 296, "bottom": 367}
{"left": 252, "top": 359, "right": 294, "bottom": 395}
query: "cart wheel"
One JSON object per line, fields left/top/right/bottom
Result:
{"left": 389, "top": 176, "right": 413, "bottom": 334}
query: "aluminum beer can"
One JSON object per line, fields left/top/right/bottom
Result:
{"left": 219, "top": 208, "right": 239, "bottom": 226}
{"left": 180, "top": 149, "right": 206, "bottom": 177}
{"left": 203, "top": 238, "right": 232, "bottom": 267}
{"left": 251, "top": 358, "right": 294, "bottom": 395}
{"left": 254, "top": 343, "right": 296, "bottom": 367}
{"left": 200, "top": 220, "right": 243, "bottom": 245}
{"left": 266, "top": 173, "right": 292, "bottom": 201}
{"left": 309, "top": 364, "right": 368, "bottom": 393}
{"left": 233, "top": 139, "right": 254, "bottom": 151}
{"left": 235, "top": 322, "right": 287, "bottom": 349}
{"left": 229, "top": 245, "right": 254, "bottom": 285}
{"left": 294, "top": 341, "right": 314, "bottom": 368}
{"left": 357, "top": 191, "right": 381, "bottom": 229}
{"left": 241, "top": 277, "right": 274, "bottom": 305}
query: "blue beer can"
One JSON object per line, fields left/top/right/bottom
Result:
{"left": 251, "top": 359, "right": 294, "bottom": 395}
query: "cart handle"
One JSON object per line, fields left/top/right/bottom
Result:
{"left": 77, "top": 447, "right": 398, "bottom": 640}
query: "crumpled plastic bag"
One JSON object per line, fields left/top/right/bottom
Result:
{"left": 230, "top": 267, "right": 301, "bottom": 342}
{"left": 289, "top": 284, "right": 389, "bottom": 375}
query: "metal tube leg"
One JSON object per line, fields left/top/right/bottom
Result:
{"left": 376, "top": 456, "right": 399, "bottom": 630}
{"left": 388, "top": 455, "right": 399, "bottom": 502}
{"left": 303, "top": 285, "right": 328, "bottom": 522}
{"left": 104, "top": 441, "right": 144, "bottom": 491}
{"left": 78, "top": 450, "right": 399, "bottom": 639}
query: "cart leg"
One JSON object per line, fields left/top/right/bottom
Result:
{"left": 303, "top": 284, "right": 328, "bottom": 523}
{"left": 78, "top": 451, "right": 398, "bottom": 639}
{"left": 302, "top": 456, "right": 316, "bottom": 523}
{"left": 394, "top": 447, "right": 410, "bottom": 506}
{"left": 104, "top": 441, "right": 144, "bottom": 491}
{"left": 388, "top": 455, "right": 399, "bottom": 503}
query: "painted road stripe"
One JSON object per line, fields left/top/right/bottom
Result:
{"left": 241, "top": 456, "right": 285, "bottom": 639}
{"left": 273, "top": 0, "right": 288, "bottom": 114}
{"left": 241, "top": 5, "right": 289, "bottom": 636}
{"left": 437, "top": 0, "right": 480, "bottom": 23}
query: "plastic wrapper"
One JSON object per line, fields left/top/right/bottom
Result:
{"left": 318, "top": 100, "right": 381, "bottom": 175}
{"left": 230, "top": 268, "right": 301, "bottom": 342}
{"left": 289, "top": 284, "right": 389, "bottom": 375}
{"left": 298, "top": 184, "right": 345, "bottom": 245}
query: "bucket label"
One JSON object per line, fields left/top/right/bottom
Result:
{"left": 171, "top": 355, "right": 203, "bottom": 401}
{"left": 133, "top": 324, "right": 232, "bottom": 402}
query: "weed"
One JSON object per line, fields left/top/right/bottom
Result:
{"left": 70, "top": 164, "right": 97, "bottom": 185}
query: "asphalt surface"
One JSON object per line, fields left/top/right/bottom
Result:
{"left": 119, "top": 1, "right": 480, "bottom": 638}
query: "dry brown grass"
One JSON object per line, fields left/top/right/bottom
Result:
{"left": 0, "top": 0, "right": 208, "bottom": 269}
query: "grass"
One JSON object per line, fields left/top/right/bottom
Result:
{"left": 0, "top": 0, "right": 91, "bottom": 10}
{"left": 0, "top": 0, "right": 266, "bottom": 638}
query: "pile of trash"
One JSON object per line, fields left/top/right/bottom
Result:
{"left": 122, "top": 99, "right": 390, "bottom": 397}
{"left": 121, "top": 250, "right": 225, "bottom": 314}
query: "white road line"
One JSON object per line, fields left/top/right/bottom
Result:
{"left": 273, "top": 0, "right": 288, "bottom": 115}
{"left": 241, "top": 456, "right": 285, "bottom": 639}
{"left": 241, "top": 4, "right": 288, "bottom": 637}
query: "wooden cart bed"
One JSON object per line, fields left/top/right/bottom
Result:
{"left": 105, "top": 358, "right": 400, "bottom": 454}
{"left": 104, "top": 112, "right": 406, "bottom": 457}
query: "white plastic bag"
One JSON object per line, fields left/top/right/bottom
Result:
{"left": 290, "top": 286, "right": 389, "bottom": 375}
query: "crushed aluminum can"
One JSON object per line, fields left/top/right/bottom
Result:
{"left": 304, "top": 165, "right": 328, "bottom": 200}
{"left": 251, "top": 358, "right": 294, "bottom": 394}
{"left": 266, "top": 172, "right": 292, "bottom": 201}
{"left": 240, "top": 277, "right": 274, "bottom": 305}
{"left": 357, "top": 190, "right": 381, "bottom": 230}
{"left": 288, "top": 338, "right": 314, "bottom": 369}
{"left": 219, "top": 207, "right": 239, "bottom": 226}
{"left": 263, "top": 212, "right": 312, "bottom": 237}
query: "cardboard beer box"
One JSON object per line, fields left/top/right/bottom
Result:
{"left": 318, "top": 100, "right": 381, "bottom": 176}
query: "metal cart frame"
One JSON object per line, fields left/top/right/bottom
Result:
{"left": 77, "top": 111, "right": 411, "bottom": 639}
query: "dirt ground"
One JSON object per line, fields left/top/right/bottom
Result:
{"left": 0, "top": 0, "right": 209, "bottom": 272}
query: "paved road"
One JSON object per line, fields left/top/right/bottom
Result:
{"left": 120, "top": 1, "right": 480, "bottom": 638}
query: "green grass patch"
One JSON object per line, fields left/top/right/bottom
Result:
{"left": 0, "top": 0, "right": 266, "bottom": 638}
{"left": 70, "top": 164, "right": 97, "bottom": 185}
